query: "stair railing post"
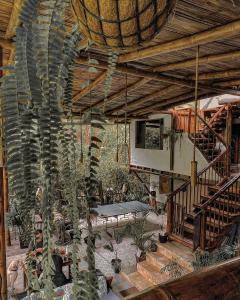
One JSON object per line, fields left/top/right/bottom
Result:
{"left": 200, "top": 211, "right": 206, "bottom": 250}
{"left": 226, "top": 106, "right": 232, "bottom": 177}
{"left": 167, "top": 196, "right": 174, "bottom": 235}
{"left": 187, "top": 108, "right": 191, "bottom": 134}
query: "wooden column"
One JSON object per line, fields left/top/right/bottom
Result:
{"left": 200, "top": 212, "right": 206, "bottom": 250}
{"left": 0, "top": 46, "right": 7, "bottom": 300}
{"left": 226, "top": 105, "right": 232, "bottom": 177}
{"left": 166, "top": 177, "right": 174, "bottom": 235}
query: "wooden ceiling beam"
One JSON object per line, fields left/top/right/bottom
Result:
{"left": 189, "top": 69, "right": 240, "bottom": 81}
{"left": 5, "top": 0, "right": 24, "bottom": 39}
{"left": 132, "top": 92, "right": 216, "bottom": 117}
{"left": 118, "top": 19, "right": 240, "bottom": 63}
{"left": 125, "top": 78, "right": 240, "bottom": 116}
{"left": 81, "top": 77, "right": 150, "bottom": 113}
{"left": 0, "top": 38, "right": 14, "bottom": 50}
{"left": 129, "top": 91, "right": 195, "bottom": 116}
{"left": 107, "top": 85, "right": 182, "bottom": 115}
{"left": 72, "top": 71, "right": 107, "bottom": 103}
{"left": 154, "top": 50, "right": 240, "bottom": 73}
{"left": 215, "top": 79, "right": 240, "bottom": 88}
{"left": 160, "top": 93, "right": 217, "bottom": 111}
{"left": 76, "top": 56, "right": 240, "bottom": 96}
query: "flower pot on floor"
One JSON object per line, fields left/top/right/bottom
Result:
{"left": 111, "top": 258, "right": 122, "bottom": 274}
{"left": 159, "top": 233, "right": 168, "bottom": 243}
{"left": 150, "top": 241, "right": 158, "bottom": 252}
{"left": 19, "top": 237, "right": 29, "bottom": 249}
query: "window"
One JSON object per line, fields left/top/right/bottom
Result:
{"left": 135, "top": 119, "right": 164, "bottom": 150}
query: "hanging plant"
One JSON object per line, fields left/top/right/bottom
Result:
{"left": 103, "top": 50, "right": 118, "bottom": 112}
{"left": 70, "top": 0, "right": 177, "bottom": 49}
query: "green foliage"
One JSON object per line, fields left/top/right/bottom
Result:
{"left": 192, "top": 244, "right": 237, "bottom": 271}
{"left": 103, "top": 50, "right": 118, "bottom": 109}
{"left": 125, "top": 219, "right": 154, "bottom": 253}
{"left": 160, "top": 259, "right": 185, "bottom": 279}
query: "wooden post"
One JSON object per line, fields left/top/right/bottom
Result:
{"left": 167, "top": 194, "right": 174, "bottom": 235}
{"left": 200, "top": 212, "right": 206, "bottom": 250}
{"left": 0, "top": 46, "right": 7, "bottom": 300}
{"left": 226, "top": 106, "right": 232, "bottom": 177}
{"left": 170, "top": 115, "right": 174, "bottom": 171}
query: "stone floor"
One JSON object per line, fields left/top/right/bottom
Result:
{"left": 6, "top": 212, "right": 165, "bottom": 299}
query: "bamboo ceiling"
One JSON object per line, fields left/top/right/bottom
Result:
{"left": 1, "top": 0, "right": 240, "bottom": 119}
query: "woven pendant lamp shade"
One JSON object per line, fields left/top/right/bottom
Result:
{"left": 71, "top": 0, "right": 176, "bottom": 49}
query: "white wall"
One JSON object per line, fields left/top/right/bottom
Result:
{"left": 130, "top": 113, "right": 209, "bottom": 177}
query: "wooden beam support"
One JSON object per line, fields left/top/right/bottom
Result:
{"left": 107, "top": 85, "right": 182, "bottom": 115}
{"left": 162, "top": 94, "right": 217, "bottom": 110}
{"left": 0, "top": 38, "right": 14, "bottom": 50}
{"left": 108, "top": 74, "right": 240, "bottom": 116}
{"left": 81, "top": 78, "right": 150, "bottom": 113}
{"left": 154, "top": 50, "right": 240, "bottom": 73}
{"left": 118, "top": 19, "right": 240, "bottom": 63}
{"left": 189, "top": 69, "right": 240, "bottom": 81}
{"left": 76, "top": 56, "right": 240, "bottom": 96}
{"left": 130, "top": 91, "right": 195, "bottom": 116}
{"left": 72, "top": 71, "right": 107, "bottom": 103}
{"left": 5, "top": 0, "right": 24, "bottom": 39}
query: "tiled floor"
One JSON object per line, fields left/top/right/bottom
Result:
{"left": 6, "top": 213, "right": 163, "bottom": 299}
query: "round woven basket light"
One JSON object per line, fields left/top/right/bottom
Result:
{"left": 71, "top": 0, "right": 176, "bottom": 49}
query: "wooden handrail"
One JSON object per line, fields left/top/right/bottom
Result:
{"left": 196, "top": 173, "right": 240, "bottom": 215}
{"left": 202, "top": 104, "right": 226, "bottom": 129}
{"left": 195, "top": 112, "right": 226, "bottom": 146}
{"left": 168, "top": 149, "right": 228, "bottom": 199}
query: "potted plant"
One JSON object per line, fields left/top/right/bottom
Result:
{"left": 7, "top": 209, "right": 30, "bottom": 249}
{"left": 104, "top": 241, "right": 122, "bottom": 273}
{"left": 149, "top": 239, "right": 158, "bottom": 252}
{"left": 84, "top": 231, "right": 101, "bottom": 248}
{"left": 159, "top": 224, "right": 168, "bottom": 243}
{"left": 125, "top": 219, "right": 154, "bottom": 263}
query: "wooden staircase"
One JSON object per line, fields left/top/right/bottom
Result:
{"left": 169, "top": 105, "right": 240, "bottom": 250}
{"left": 123, "top": 241, "right": 193, "bottom": 291}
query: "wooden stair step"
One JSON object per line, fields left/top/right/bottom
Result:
{"left": 157, "top": 241, "right": 194, "bottom": 272}
{"left": 186, "top": 212, "right": 230, "bottom": 228}
{"left": 206, "top": 217, "right": 231, "bottom": 228}
{"left": 198, "top": 143, "right": 215, "bottom": 148}
{"left": 208, "top": 186, "right": 240, "bottom": 195}
{"left": 201, "top": 195, "right": 240, "bottom": 208}
{"left": 146, "top": 252, "right": 171, "bottom": 271}
{"left": 193, "top": 203, "right": 239, "bottom": 218}
{"left": 126, "top": 272, "right": 152, "bottom": 291}
{"left": 215, "top": 198, "right": 240, "bottom": 209}
{"left": 183, "top": 222, "right": 220, "bottom": 239}
{"left": 137, "top": 261, "right": 170, "bottom": 285}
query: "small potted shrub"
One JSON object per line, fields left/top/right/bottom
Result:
{"left": 84, "top": 231, "right": 101, "bottom": 248}
{"left": 159, "top": 224, "right": 168, "bottom": 243}
{"left": 7, "top": 209, "right": 30, "bottom": 249}
{"left": 149, "top": 239, "right": 158, "bottom": 252}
